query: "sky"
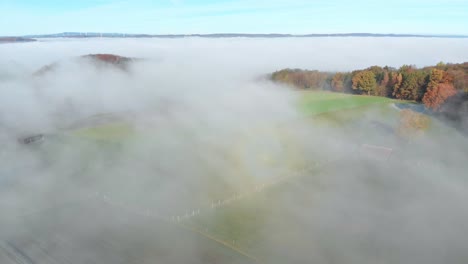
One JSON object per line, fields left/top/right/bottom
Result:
{"left": 0, "top": 0, "right": 467, "bottom": 36}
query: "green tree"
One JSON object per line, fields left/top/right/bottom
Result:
{"left": 436, "top": 61, "right": 447, "bottom": 70}
{"left": 393, "top": 67, "right": 428, "bottom": 101}
{"left": 366, "top": 66, "right": 385, "bottom": 84}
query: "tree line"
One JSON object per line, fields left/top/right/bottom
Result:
{"left": 271, "top": 62, "right": 468, "bottom": 129}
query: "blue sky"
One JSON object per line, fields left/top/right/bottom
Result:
{"left": 1, "top": 0, "right": 467, "bottom": 35}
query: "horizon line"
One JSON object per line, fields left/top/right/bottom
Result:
{"left": 2, "top": 32, "right": 468, "bottom": 39}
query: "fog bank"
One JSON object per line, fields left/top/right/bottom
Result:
{"left": 0, "top": 38, "right": 468, "bottom": 264}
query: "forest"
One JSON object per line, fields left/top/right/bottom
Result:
{"left": 271, "top": 62, "right": 468, "bottom": 131}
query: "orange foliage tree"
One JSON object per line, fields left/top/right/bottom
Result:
{"left": 422, "top": 69, "right": 457, "bottom": 110}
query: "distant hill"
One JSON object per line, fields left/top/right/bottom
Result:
{"left": 34, "top": 54, "right": 136, "bottom": 75}
{"left": 0, "top": 37, "right": 36, "bottom": 43}
{"left": 12, "top": 32, "right": 468, "bottom": 39}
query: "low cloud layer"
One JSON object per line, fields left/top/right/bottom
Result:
{"left": 1, "top": 38, "right": 468, "bottom": 264}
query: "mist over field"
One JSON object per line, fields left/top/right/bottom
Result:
{"left": 1, "top": 38, "right": 468, "bottom": 264}
{"left": 2, "top": 37, "right": 468, "bottom": 74}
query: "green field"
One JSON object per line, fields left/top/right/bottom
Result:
{"left": 176, "top": 92, "right": 468, "bottom": 262}
{"left": 298, "top": 91, "right": 396, "bottom": 116}
{"left": 184, "top": 169, "right": 327, "bottom": 262}
{"left": 173, "top": 92, "right": 403, "bottom": 262}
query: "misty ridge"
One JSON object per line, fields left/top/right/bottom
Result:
{"left": 1, "top": 37, "right": 468, "bottom": 264}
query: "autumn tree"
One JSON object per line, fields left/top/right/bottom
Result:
{"left": 373, "top": 70, "right": 394, "bottom": 97}
{"left": 271, "top": 69, "right": 330, "bottom": 89}
{"left": 352, "top": 70, "right": 376, "bottom": 95}
{"left": 448, "top": 68, "right": 468, "bottom": 92}
{"left": 390, "top": 72, "right": 403, "bottom": 98}
{"left": 381, "top": 71, "right": 390, "bottom": 87}
{"left": 331, "top": 73, "right": 345, "bottom": 92}
{"left": 392, "top": 65, "right": 428, "bottom": 101}
{"left": 422, "top": 68, "right": 457, "bottom": 110}
{"left": 404, "top": 72, "right": 427, "bottom": 100}
{"left": 446, "top": 62, "right": 468, "bottom": 92}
